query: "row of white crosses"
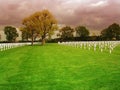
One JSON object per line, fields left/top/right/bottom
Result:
{"left": 0, "top": 43, "right": 31, "bottom": 51}
{"left": 58, "top": 41, "right": 120, "bottom": 54}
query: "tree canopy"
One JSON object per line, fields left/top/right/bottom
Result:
{"left": 101, "top": 23, "right": 120, "bottom": 40}
{"left": 4, "top": 26, "right": 18, "bottom": 42}
{"left": 22, "top": 9, "right": 58, "bottom": 45}
{"left": 19, "top": 27, "right": 29, "bottom": 41}
{"left": 75, "top": 26, "right": 90, "bottom": 37}
{"left": 19, "top": 27, "right": 39, "bottom": 42}
{"left": 59, "top": 26, "right": 74, "bottom": 41}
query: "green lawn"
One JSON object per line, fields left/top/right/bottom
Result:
{"left": 0, "top": 43, "right": 120, "bottom": 90}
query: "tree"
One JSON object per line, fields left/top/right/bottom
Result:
{"left": 22, "top": 16, "right": 39, "bottom": 45}
{"left": 101, "top": 23, "right": 120, "bottom": 40}
{"left": 75, "top": 26, "right": 90, "bottom": 38}
{"left": 59, "top": 26, "right": 74, "bottom": 40}
{"left": 19, "top": 27, "right": 29, "bottom": 41}
{"left": 4, "top": 26, "right": 18, "bottom": 42}
{"left": 22, "top": 9, "right": 58, "bottom": 45}
{"left": 20, "top": 27, "right": 39, "bottom": 42}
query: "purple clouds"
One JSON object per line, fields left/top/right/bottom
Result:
{"left": 0, "top": 0, "right": 120, "bottom": 31}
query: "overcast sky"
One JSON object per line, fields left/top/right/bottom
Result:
{"left": 0, "top": 0, "right": 120, "bottom": 31}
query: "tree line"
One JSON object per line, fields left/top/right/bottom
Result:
{"left": 56, "top": 23, "right": 120, "bottom": 42}
{"left": 1, "top": 10, "right": 120, "bottom": 45}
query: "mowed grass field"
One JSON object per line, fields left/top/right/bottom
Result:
{"left": 0, "top": 43, "right": 120, "bottom": 90}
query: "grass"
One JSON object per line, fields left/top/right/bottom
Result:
{"left": 0, "top": 43, "right": 120, "bottom": 90}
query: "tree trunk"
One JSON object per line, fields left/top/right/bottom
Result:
{"left": 41, "top": 38, "right": 45, "bottom": 45}
{"left": 31, "top": 36, "right": 33, "bottom": 46}
{"left": 41, "top": 35, "right": 46, "bottom": 45}
{"left": 31, "top": 30, "right": 34, "bottom": 46}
